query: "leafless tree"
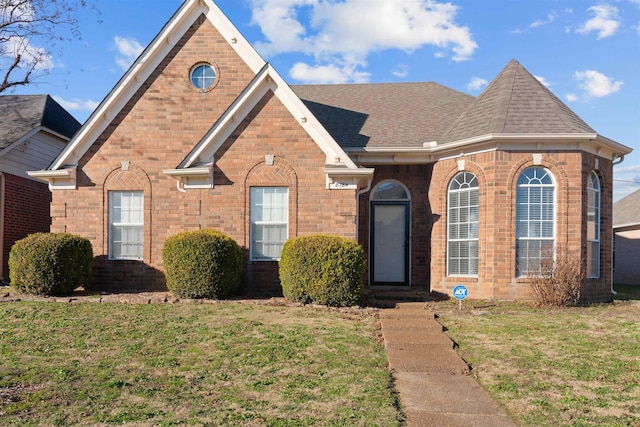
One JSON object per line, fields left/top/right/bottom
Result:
{"left": 0, "top": 0, "right": 97, "bottom": 93}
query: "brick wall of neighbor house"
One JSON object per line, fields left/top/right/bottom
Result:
{"left": 614, "top": 229, "right": 640, "bottom": 285}
{"left": 428, "top": 150, "right": 610, "bottom": 302}
{"left": 49, "top": 16, "right": 357, "bottom": 293}
{"left": 357, "top": 164, "right": 434, "bottom": 289}
{"left": 2, "top": 173, "right": 52, "bottom": 280}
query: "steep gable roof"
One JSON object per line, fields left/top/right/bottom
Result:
{"left": 0, "top": 95, "right": 80, "bottom": 149}
{"left": 613, "top": 189, "right": 640, "bottom": 228}
{"left": 439, "top": 59, "right": 596, "bottom": 144}
{"left": 32, "top": 0, "right": 368, "bottom": 190}
{"left": 292, "top": 82, "right": 473, "bottom": 149}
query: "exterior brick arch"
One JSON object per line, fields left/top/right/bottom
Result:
{"left": 102, "top": 164, "right": 153, "bottom": 262}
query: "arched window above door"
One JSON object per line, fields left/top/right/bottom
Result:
{"left": 371, "top": 180, "right": 410, "bottom": 201}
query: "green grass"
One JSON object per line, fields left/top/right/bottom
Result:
{"left": 614, "top": 284, "right": 640, "bottom": 300}
{"left": 0, "top": 302, "right": 402, "bottom": 426}
{"left": 435, "top": 301, "right": 640, "bottom": 427}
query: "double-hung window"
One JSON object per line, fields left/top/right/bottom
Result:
{"left": 109, "top": 191, "right": 144, "bottom": 260}
{"left": 447, "top": 172, "right": 479, "bottom": 276}
{"left": 515, "top": 167, "right": 555, "bottom": 276}
{"left": 587, "top": 172, "right": 601, "bottom": 278}
{"left": 250, "top": 187, "right": 289, "bottom": 260}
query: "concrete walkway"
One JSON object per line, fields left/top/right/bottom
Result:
{"left": 380, "top": 302, "right": 516, "bottom": 427}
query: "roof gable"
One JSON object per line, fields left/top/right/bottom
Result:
{"left": 48, "top": 0, "right": 266, "bottom": 171}
{"left": 0, "top": 95, "right": 80, "bottom": 149}
{"left": 439, "top": 59, "right": 596, "bottom": 144}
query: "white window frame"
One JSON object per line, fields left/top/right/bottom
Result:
{"left": 587, "top": 171, "right": 601, "bottom": 278}
{"left": 250, "top": 187, "right": 289, "bottom": 261}
{"left": 515, "top": 167, "right": 556, "bottom": 277}
{"left": 109, "top": 191, "right": 144, "bottom": 260}
{"left": 447, "top": 171, "right": 479, "bottom": 277}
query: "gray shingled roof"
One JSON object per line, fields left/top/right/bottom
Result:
{"left": 439, "top": 59, "right": 596, "bottom": 144}
{"left": 0, "top": 95, "right": 81, "bottom": 149}
{"left": 613, "top": 189, "right": 640, "bottom": 228}
{"left": 292, "top": 82, "right": 474, "bottom": 149}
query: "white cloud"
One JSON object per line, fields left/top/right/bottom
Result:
{"left": 392, "top": 64, "right": 409, "bottom": 78}
{"left": 576, "top": 5, "right": 620, "bottom": 39}
{"left": 289, "top": 61, "right": 370, "bottom": 84}
{"left": 565, "top": 93, "right": 579, "bottom": 102}
{"left": 113, "top": 36, "right": 144, "bottom": 71}
{"left": 4, "top": 36, "right": 54, "bottom": 71}
{"left": 250, "top": 0, "right": 477, "bottom": 83}
{"left": 53, "top": 96, "right": 99, "bottom": 113}
{"left": 467, "top": 77, "right": 488, "bottom": 91}
{"left": 531, "top": 12, "right": 558, "bottom": 28}
{"left": 534, "top": 75, "right": 551, "bottom": 88}
{"left": 574, "top": 70, "right": 623, "bottom": 97}
{"left": 513, "top": 11, "right": 559, "bottom": 34}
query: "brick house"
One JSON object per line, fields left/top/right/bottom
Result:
{"left": 29, "top": 0, "right": 632, "bottom": 301}
{"left": 613, "top": 190, "right": 640, "bottom": 286}
{"left": 0, "top": 95, "right": 81, "bottom": 280}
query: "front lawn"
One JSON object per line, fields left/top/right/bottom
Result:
{"left": 436, "top": 301, "right": 640, "bottom": 427}
{"left": 0, "top": 301, "right": 402, "bottom": 426}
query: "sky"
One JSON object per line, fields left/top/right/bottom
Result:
{"left": 9, "top": 0, "right": 640, "bottom": 201}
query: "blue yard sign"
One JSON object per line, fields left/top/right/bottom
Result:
{"left": 453, "top": 285, "right": 468, "bottom": 310}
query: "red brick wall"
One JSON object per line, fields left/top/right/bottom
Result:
{"left": 428, "top": 150, "right": 613, "bottom": 303}
{"left": 50, "top": 17, "right": 357, "bottom": 292}
{"left": 2, "top": 173, "right": 52, "bottom": 280}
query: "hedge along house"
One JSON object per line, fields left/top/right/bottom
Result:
{"left": 29, "top": 0, "right": 632, "bottom": 301}
{"left": 0, "top": 95, "right": 81, "bottom": 281}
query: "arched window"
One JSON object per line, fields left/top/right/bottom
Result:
{"left": 516, "top": 167, "right": 555, "bottom": 276}
{"left": 371, "top": 180, "right": 409, "bottom": 200}
{"left": 448, "top": 172, "right": 479, "bottom": 276}
{"left": 587, "top": 171, "right": 601, "bottom": 278}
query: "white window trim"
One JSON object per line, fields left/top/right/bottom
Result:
{"left": 109, "top": 191, "right": 144, "bottom": 261}
{"left": 515, "top": 167, "right": 557, "bottom": 277}
{"left": 587, "top": 172, "right": 601, "bottom": 278}
{"left": 447, "top": 172, "right": 479, "bottom": 277}
{"left": 250, "top": 187, "right": 289, "bottom": 261}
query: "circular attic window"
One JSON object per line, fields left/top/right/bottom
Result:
{"left": 190, "top": 63, "right": 217, "bottom": 90}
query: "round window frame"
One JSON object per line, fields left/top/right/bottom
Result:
{"left": 188, "top": 62, "right": 219, "bottom": 92}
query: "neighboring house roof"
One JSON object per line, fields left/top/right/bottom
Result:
{"left": 439, "top": 59, "right": 595, "bottom": 145}
{"left": 0, "top": 95, "right": 81, "bottom": 149}
{"left": 292, "top": 82, "right": 473, "bottom": 149}
{"left": 613, "top": 189, "right": 640, "bottom": 229}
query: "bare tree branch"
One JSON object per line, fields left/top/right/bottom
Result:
{"left": 0, "top": 0, "right": 97, "bottom": 94}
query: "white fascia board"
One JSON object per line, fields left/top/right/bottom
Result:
{"left": 268, "top": 65, "right": 357, "bottom": 169}
{"left": 345, "top": 133, "right": 632, "bottom": 164}
{"left": 182, "top": 64, "right": 358, "bottom": 170}
{"left": 202, "top": 0, "right": 265, "bottom": 74}
{"left": 325, "top": 167, "right": 374, "bottom": 190}
{"left": 50, "top": 0, "right": 267, "bottom": 172}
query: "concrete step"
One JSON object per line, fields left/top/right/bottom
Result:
{"left": 380, "top": 318, "right": 444, "bottom": 333}
{"left": 385, "top": 345, "right": 470, "bottom": 374}
{"left": 382, "top": 330, "right": 454, "bottom": 348}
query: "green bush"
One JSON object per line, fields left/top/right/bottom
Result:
{"left": 162, "top": 229, "right": 243, "bottom": 299}
{"left": 279, "top": 235, "right": 366, "bottom": 307}
{"left": 9, "top": 232, "right": 93, "bottom": 296}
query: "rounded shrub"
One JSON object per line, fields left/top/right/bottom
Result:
{"left": 162, "top": 229, "right": 243, "bottom": 299}
{"left": 9, "top": 232, "right": 93, "bottom": 296}
{"left": 279, "top": 235, "right": 366, "bottom": 307}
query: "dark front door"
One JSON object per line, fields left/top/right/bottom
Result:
{"left": 371, "top": 201, "right": 410, "bottom": 286}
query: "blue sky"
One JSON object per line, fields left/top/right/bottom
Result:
{"left": 11, "top": 0, "right": 640, "bottom": 200}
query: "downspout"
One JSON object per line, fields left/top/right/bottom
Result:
{"left": 355, "top": 175, "right": 373, "bottom": 288}
{"left": 611, "top": 154, "right": 624, "bottom": 296}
